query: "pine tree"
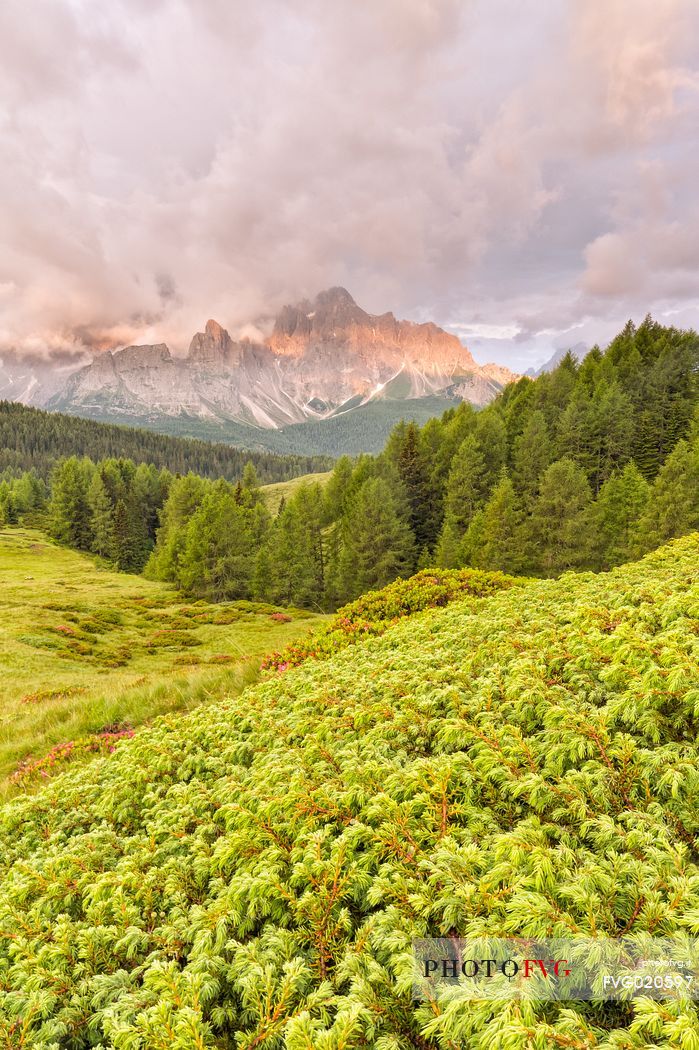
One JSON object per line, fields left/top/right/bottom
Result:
{"left": 527, "top": 458, "right": 593, "bottom": 575}
{"left": 49, "top": 457, "right": 94, "bottom": 550}
{"left": 593, "top": 462, "right": 650, "bottom": 568}
{"left": 323, "top": 456, "right": 354, "bottom": 521}
{"left": 636, "top": 438, "right": 699, "bottom": 551}
{"left": 511, "top": 410, "right": 551, "bottom": 503}
{"left": 588, "top": 380, "right": 634, "bottom": 493}
{"left": 474, "top": 410, "right": 507, "bottom": 488}
{"left": 178, "top": 483, "right": 257, "bottom": 600}
{"left": 145, "top": 473, "right": 208, "bottom": 581}
{"left": 111, "top": 498, "right": 141, "bottom": 572}
{"left": 442, "top": 434, "right": 489, "bottom": 533}
{"left": 0, "top": 482, "right": 16, "bottom": 525}
{"left": 395, "top": 421, "right": 440, "bottom": 550}
{"left": 296, "top": 484, "right": 328, "bottom": 608}
{"left": 252, "top": 545, "right": 274, "bottom": 601}
{"left": 336, "top": 477, "right": 415, "bottom": 602}
{"left": 88, "top": 472, "right": 115, "bottom": 559}
{"left": 467, "top": 472, "right": 525, "bottom": 574}
{"left": 241, "top": 461, "right": 262, "bottom": 504}
{"left": 265, "top": 500, "right": 316, "bottom": 607}
{"left": 434, "top": 518, "right": 463, "bottom": 568}
{"left": 11, "top": 470, "right": 48, "bottom": 517}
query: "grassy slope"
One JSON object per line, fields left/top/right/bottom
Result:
{"left": 0, "top": 528, "right": 326, "bottom": 795}
{"left": 1, "top": 537, "right": 698, "bottom": 1045}
{"left": 260, "top": 471, "right": 332, "bottom": 512}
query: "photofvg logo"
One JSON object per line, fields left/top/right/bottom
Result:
{"left": 413, "top": 937, "right": 699, "bottom": 1001}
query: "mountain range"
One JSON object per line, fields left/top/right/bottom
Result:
{"left": 1, "top": 288, "right": 521, "bottom": 454}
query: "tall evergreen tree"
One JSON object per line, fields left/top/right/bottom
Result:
{"left": 434, "top": 519, "right": 463, "bottom": 569}
{"left": 593, "top": 462, "right": 650, "bottom": 568}
{"left": 588, "top": 380, "right": 634, "bottom": 493}
{"left": 241, "top": 461, "right": 262, "bottom": 503}
{"left": 395, "top": 421, "right": 439, "bottom": 550}
{"left": 88, "top": 472, "right": 115, "bottom": 559}
{"left": 441, "top": 434, "right": 489, "bottom": 533}
{"left": 146, "top": 473, "right": 208, "bottom": 581}
{"left": 434, "top": 434, "right": 489, "bottom": 565}
{"left": 511, "top": 410, "right": 551, "bottom": 503}
{"left": 112, "top": 498, "right": 141, "bottom": 572}
{"left": 474, "top": 410, "right": 507, "bottom": 488}
{"left": 467, "top": 472, "right": 526, "bottom": 574}
{"left": 527, "top": 458, "right": 593, "bottom": 575}
{"left": 265, "top": 500, "right": 317, "bottom": 607}
{"left": 323, "top": 456, "right": 354, "bottom": 521}
{"left": 0, "top": 482, "right": 16, "bottom": 525}
{"left": 336, "top": 477, "right": 415, "bottom": 602}
{"left": 49, "top": 457, "right": 94, "bottom": 550}
{"left": 636, "top": 438, "right": 699, "bottom": 551}
{"left": 178, "top": 483, "right": 257, "bottom": 600}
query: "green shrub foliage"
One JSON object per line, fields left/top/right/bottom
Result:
{"left": 1, "top": 536, "right": 698, "bottom": 1046}
{"left": 262, "top": 566, "right": 521, "bottom": 671}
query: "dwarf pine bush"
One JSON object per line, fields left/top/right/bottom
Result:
{"left": 1, "top": 536, "right": 698, "bottom": 1047}
{"left": 262, "top": 566, "right": 522, "bottom": 671}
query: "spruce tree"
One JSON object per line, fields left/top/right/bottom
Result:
{"left": 323, "top": 456, "right": 354, "bottom": 521}
{"left": 588, "top": 380, "right": 634, "bottom": 493}
{"left": 265, "top": 500, "right": 316, "bottom": 607}
{"left": 527, "top": 457, "right": 593, "bottom": 575}
{"left": 474, "top": 410, "right": 507, "bottom": 488}
{"left": 252, "top": 546, "right": 274, "bottom": 601}
{"left": 178, "top": 483, "right": 257, "bottom": 600}
{"left": 511, "top": 410, "right": 551, "bottom": 503}
{"left": 441, "top": 434, "right": 489, "bottom": 533}
{"left": 434, "top": 434, "right": 489, "bottom": 564}
{"left": 0, "top": 482, "right": 16, "bottom": 525}
{"left": 88, "top": 472, "right": 115, "bottom": 559}
{"left": 434, "top": 518, "right": 463, "bottom": 568}
{"left": 467, "top": 472, "right": 525, "bottom": 574}
{"left": 593, "top": 462, "right": 650, "bottom": 568}
{"left": 49, "top": 457, "right": 94, "bottom": 550}
{"left": 395, "top": 421, "right": 439, "bottom": 551}
{"left": 636, "top": 438, "right": 699, "bottom": 551}
{"left": 111, "top": 498, "right": 140, "bottom": 572}
{"left": 336, "top": 477, "right": 415, "bottom": 602}
{"left": 241, "top": 461, "right": 261, "bottom": 503}
{"left": 145, "top": 473, "right": 208, "bottom": 581}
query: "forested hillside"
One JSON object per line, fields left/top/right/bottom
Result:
{"left": 1, "top": 535, "right": 697, "bottom": 1046}
{"left": 0, "top": 401, "right": 332, "bottom": 482}
{"left": 5, "top": 316, "right": 695, "bottom": 609}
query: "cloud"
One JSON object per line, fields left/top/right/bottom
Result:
{"left": 0, "top": 0, "right": 698, "bottom": 368}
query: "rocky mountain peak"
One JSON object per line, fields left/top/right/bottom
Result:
{"left": 204, "top": 319, "right": 227, "bottom": 341}
{"left": 38, "top": 287, "right": 519, "bottom": 439}
{"left": 188, "top": 320, "right": 236, "bottom": 367}
{"left": 114, "top": 343, "right": 172, "bottom": 370}
{"left": 316, "top": 286, "right": 356, "bottom": 306}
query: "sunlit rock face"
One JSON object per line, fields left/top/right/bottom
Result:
{"left": 36, "top": 288, "right": 520, "bottom": 428}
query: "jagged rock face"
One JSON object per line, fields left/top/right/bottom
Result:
{"left": 41, "top": 288, "right": 520, "bottom": 428}
{"left": 188, "top": 320, "right": 240, "bottom": 369}
{"left": 269, "top": 286, "right": 475, "bottom": 375}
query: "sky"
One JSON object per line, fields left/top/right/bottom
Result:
{"left": 1, "top": 0, "right": 699, "bottom": 371}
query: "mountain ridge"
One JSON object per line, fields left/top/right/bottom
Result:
{"left": 4, "top": 289, "right": 519, "bottom": 437}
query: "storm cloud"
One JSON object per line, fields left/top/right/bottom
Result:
{"left": 1, "top": 0, "right": 698, "bottom": 369}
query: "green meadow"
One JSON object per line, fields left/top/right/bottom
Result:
{"left": 259, "top": 470, "right": 332, "bottom": 513}
{"left": 0, "top": 528, "right": 327, "bottom": 796}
